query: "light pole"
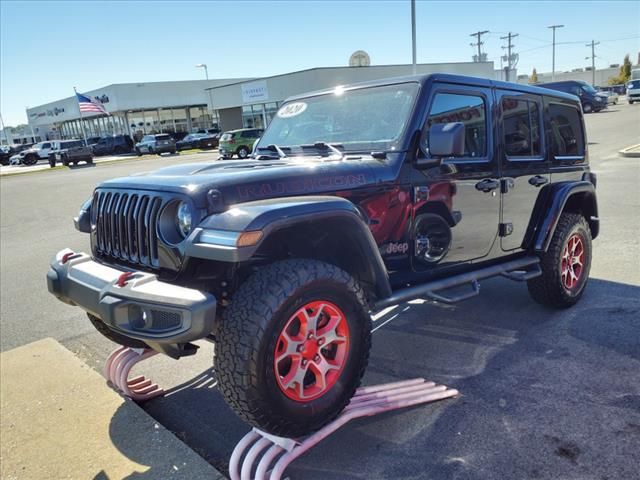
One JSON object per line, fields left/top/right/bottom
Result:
{"left": 195, "top": 63, "right": 215, "bottom": 130}
{"left": 548, "top": 25, "right": 564, "bottom": 81}
{"left": 411, "top": 0, "right": 416, "bottom": 75}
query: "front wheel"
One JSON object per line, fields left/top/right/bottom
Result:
{"left": 583, "top": 102, "right": 593, "bottom": 113}
{"left": 527, "top": 213, "right": 592, "bottom": 308}
{"left": 23, "top": 154, "right": 38, "bottom": 166}
{"left": 136, "top": 148, "right": 142, "bottom": 157}
{"left": 216, "top": 259, "right": 371, "bottom": 437}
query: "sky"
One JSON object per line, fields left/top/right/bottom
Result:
{"left": 1, "top": 0, "right": 638, "bottom": 126}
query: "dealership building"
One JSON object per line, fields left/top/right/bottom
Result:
{"left": 25, "top": 61, "right": 502, "bottom": 142}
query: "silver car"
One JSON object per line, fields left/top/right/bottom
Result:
{"left": 135, "top": 134, "right": 177, "bottom": 156}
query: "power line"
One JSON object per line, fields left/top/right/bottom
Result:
{"left": 469, "top": 30, "right": 490, "bottom": 62}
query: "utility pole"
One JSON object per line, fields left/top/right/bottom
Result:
{"left": 469, "top": 30, "right": 489, "bottom": 62}
{"left": 500, "top": 32, "right": 518, "bottom": 82}
{"left": 548, "top": 24, "right": 564, "bottom": 81}
{"left": 411, "top": 0, "right": 417, "bottom": 74}
{"left": 586, "top": 40, "right": 600, "bottom": 86}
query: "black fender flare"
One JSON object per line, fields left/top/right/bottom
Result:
{"left": 185, "top": 196, "right": 392, "bottom": 299}
{"left": 532, "top": 180, "right": 599, "bottom": 252}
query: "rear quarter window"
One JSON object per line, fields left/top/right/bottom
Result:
{"left": 547, "top": 102, "right": 585, "bottom": 158}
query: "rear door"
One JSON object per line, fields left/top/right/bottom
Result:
{"left": 497, "top": 90, "right": 548, "bottom": 251}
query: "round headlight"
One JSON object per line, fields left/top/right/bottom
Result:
{"left": 176, "top": 202, "right": 192, "bottom": 238}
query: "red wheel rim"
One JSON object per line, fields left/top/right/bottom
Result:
{"left": 561, "top": 233, "right": 585, "bottom": 290}
{"left": 274, "top": 301, "right": 350, "bottom": 402}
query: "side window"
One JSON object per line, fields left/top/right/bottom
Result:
{"left": 426, "top": 92, "right": 487, "bottom": 159}
{"left": 548, "top": 103, "right": 585, "bottom": 157}
{"left": 502, "top": 98, "right": 541, "bottom": 158}
{"left": 42, "top": 143, "right": 51, "bottom": 149}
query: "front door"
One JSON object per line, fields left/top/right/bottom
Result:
{"left": 496, "top": 90, "right": 549, "bottom": 251}
{"left": 412, "top": 85, "right": 500, "bottom": 267}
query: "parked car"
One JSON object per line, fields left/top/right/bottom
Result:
{"left": 219, "top": 128, "right": 263, "bottom": 159}
{"left": 627, "top": 79, "right": 640, "bottom": 104}
{"left": 9, "top": 141, "right": 55, "bottom": 166}
{"left": 176, "top": 133, "right": 218, "bottom": 151}
{"left": 48, "top": 74, "right": 598, "bottom": 438}
{"left": 86, "top": 136, "right": 102, "bottom": 147}
{"left": 539, "top": 80, "right": 607, "bottom": 113}
{"left": 135, "top": 134, "right": 177, "bottom": 156}
{"left": 1, "top": 145, "right": 18, "bottom": 165}
{"left": 92, "top": 135, "right": 134, "bottom": 156}
{"left": 596, "top": 90, "right": 619, "bottom": 105}
{"left": 48, "top": 140, "right": 94, "bottom": 167}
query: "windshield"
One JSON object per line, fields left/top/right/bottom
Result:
{"left": 629, "top": 80, "right": 640, "bottom": 89}
{"left": 582, "top": 84, "right": 598, "bottom": 95}
{"left": 257, "top": 82, "right": 419, "bottom": 154}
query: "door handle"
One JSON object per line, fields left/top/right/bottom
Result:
{"left": 528, "top": 175, "right": 549, "bottom": 187}
{"left": 475, "top": 178, "right": 500, "bottom": 192}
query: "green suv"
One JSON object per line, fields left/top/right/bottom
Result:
{"left": 219, "top": 128, "right": 263, "bottom": 159}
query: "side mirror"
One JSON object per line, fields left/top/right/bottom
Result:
{"left": 429, "top": 122, "right": 466, "bottom": 157}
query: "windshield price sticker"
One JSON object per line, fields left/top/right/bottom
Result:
{"left": 277, "top": 102, "right": 307, "bottom": 118}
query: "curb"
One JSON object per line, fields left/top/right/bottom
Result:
{"left": 619, "top": 144, "right": 640, "bottom": 158}
{"left": 1, "top": 338, "right": 225, "bottom": 479}
{"left": 0, "top": 149, "right": 216, "bottom": 178}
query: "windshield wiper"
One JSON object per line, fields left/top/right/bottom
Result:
{"left": 303, "top": 141, "right": 345, "bottom": 160}
{"left": 254, "top": 144, "right": 287, "bottom": 159}
{"left": 267, "top": 144, "right": 287, "bottom": 158}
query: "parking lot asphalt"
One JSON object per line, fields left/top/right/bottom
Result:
{"left": 1, "top": 103, "right": 639, "bottom": 479}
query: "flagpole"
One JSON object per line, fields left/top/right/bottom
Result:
{"left": 74, "top": 87, "right": 88, "bottom": 146}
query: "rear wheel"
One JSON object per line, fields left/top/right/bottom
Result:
{"left": 527, "top": 213, "right": 592, "bottom": 308}
{"left": 87, "top": 313, "right": 147, "bottom": 348}
{"left": 237, "top": 146, "right": 249, "bottom": 159}
{"left": 216, "top": 259, "right": 371, "bottom": 437}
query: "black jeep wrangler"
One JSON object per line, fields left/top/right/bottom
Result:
{"left": 47, "top": 74, "right": 598, "bottom": 437}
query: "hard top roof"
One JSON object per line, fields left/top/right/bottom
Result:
{"left": 285, "top": 73, "right": 578, "bottom": 104}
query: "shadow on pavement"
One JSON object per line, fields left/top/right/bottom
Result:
{"left": 120, "top": 277, "right": 639, "bottom": 479}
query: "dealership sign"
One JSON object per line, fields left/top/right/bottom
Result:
{"left": 241, "top": 81, "right": 269, "bottom": 103}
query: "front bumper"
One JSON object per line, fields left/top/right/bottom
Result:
{"left": 47, "top": 249, "right": 216, "bottom": 353}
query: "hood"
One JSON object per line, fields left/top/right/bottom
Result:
{"left": 99, "top": 156, "right": 387, "bottom": 208}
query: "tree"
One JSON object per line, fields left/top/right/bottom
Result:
{"left": 608, "top": 54, "right": 632, "bottom": 85}
{"left": 622, "top": 54, "right": 632, "bottom": 80}
{"left": 529, "top": 68, "right": 539, "bottom": 84}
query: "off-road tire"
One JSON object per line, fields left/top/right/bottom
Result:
{"left": 87, "top": 313, "right": 147, "bottom": 348}
{"left": 216, "top": 259, "right": 372, "bottom": 437}
{"left": 527, "top": 213, "right": 592, "bottom": 309}
{"left": 62, "top": 155, "right": 70, "bottom": 167}
{"left": 23, "top": 153, "right": 38, "bottom": 166}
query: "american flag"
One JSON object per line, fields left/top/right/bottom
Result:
{"left": 76, "top": 92, "right": 109, "bottom": 115}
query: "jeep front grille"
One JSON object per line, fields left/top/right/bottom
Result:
{"left": 92, "top": 190, "right": 163, "bottom": 268}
